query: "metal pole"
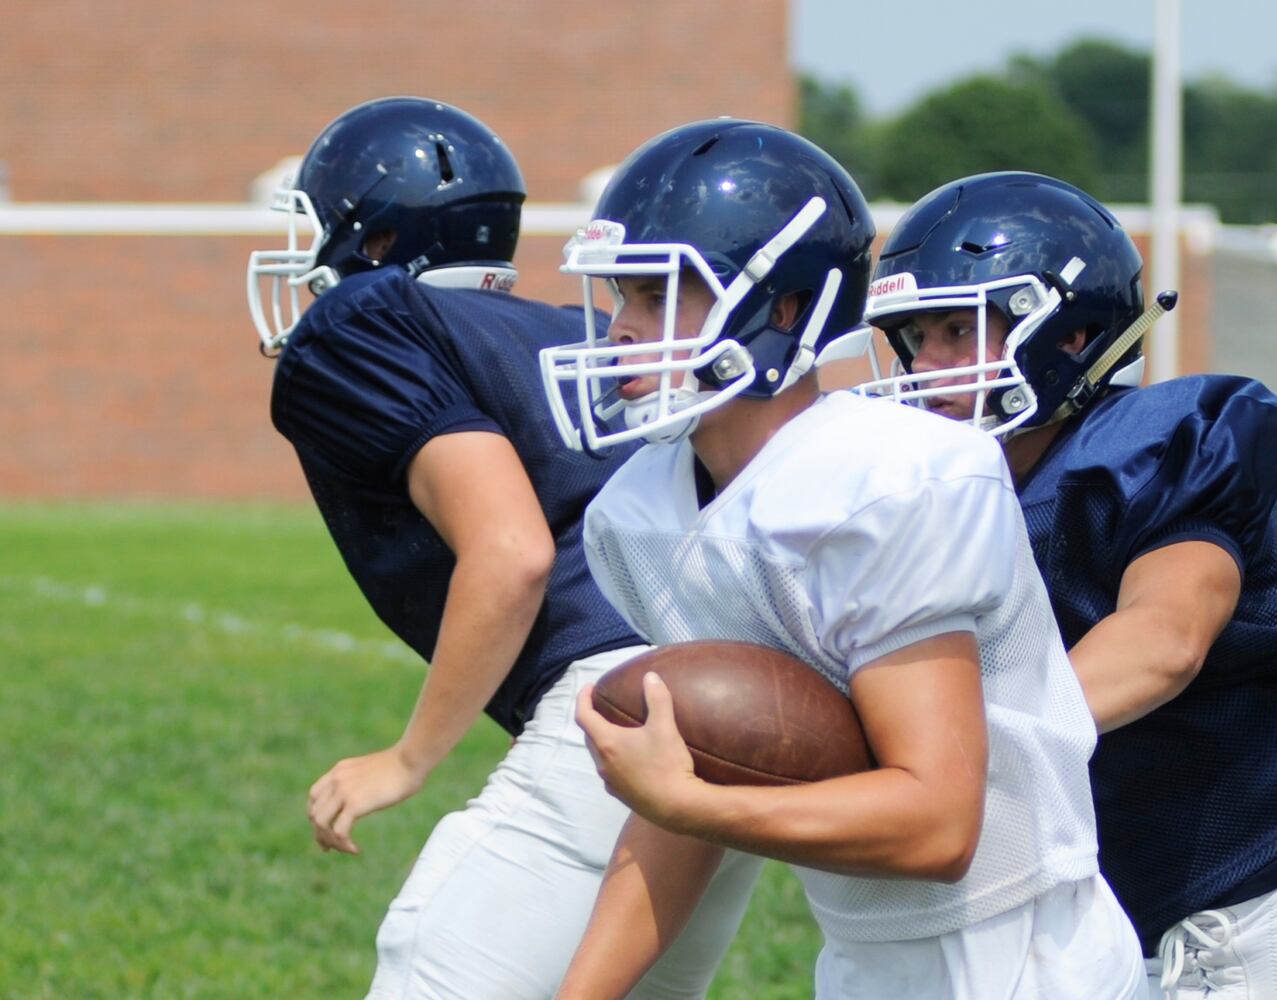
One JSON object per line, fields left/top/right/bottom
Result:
{"left": 1149, "top": 0, "right": 1182, "bottom": 382}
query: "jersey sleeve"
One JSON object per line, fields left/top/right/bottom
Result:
{"left": 1111, "top": 381, "right": 1277, "bottom": 575}
{"left": 271, "top": 277, "right": 501, "bottom": 486}
{"left": 808, "top": 466, "right": 1022, "bottom": 672}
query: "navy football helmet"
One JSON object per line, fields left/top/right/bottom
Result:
{"left": 860, "top": 172, "right": 1149, "bottom": 434}
{"left": 540, "top": 119, "right": 876, "bottom": 451}
{"left": 248, "top": 96, "right": 526, "bottom": 353}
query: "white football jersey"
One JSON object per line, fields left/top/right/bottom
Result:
{"left": 584, "top": 390, "right": 1099, "bottom": 943}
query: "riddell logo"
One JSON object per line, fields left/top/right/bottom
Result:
{"left": 868, "top": 273, "right": 918, "bottom": 298}
{"left": 581, "top": 220, "right": 626, "bottom": 244}
{"left": 564, "top": 220, "right": 626, "bottom": 256}
{"left": 480, "top": 272, "right": 517, "bottom": 292}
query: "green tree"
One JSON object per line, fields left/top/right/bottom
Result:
{"left": 1015, "top": 39, "right": 1151, "bottom": 201}
{"left": 874, "top": 76, "right": 1100, "bottom": 202}
{"left": 1018, "top": 37, "right": 1277, "bottom": 221}
{"left": 797, "top": 36, "right": 1277, "bottom": 223}
{"left": 1184, "top": 76, "right": 1277, "bottom": 223}
{"left": 796, "top": 74, "right": 885, "bottom": 197}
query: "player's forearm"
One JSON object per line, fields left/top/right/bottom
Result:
{"left": 1071, "top": 539, "right": 1240, "bottom": 733}
{"left": 397, "top": 548, "right": 550, "bottom": 774}
{"left": 653, "top": 637, "right": 985, "bottom": 881}
{"left": 664, "top": 766, "right": 980, "bottom": 882}
{"left": 1069, "top": 605, "right": 1208, "bottom": 733}
{"left": 556, "top": 816, "right": 723, "bottom": 1000}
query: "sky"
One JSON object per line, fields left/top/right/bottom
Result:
{"left": 791, "top": 0, "right": 1277, "bottom": 116}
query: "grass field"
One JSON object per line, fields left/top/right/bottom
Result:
{"left": 0, "top": 502, "right": 820, "bottom": 999}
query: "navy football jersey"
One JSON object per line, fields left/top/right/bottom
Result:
{"left": 271, "top": 268, "right": 641, "bottom": 734}
{"left": 1017, "top": 374, "right": 1277, "bottom": 953}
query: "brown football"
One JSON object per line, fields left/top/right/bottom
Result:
{"left": 592, "top": 640, "right": 872, "bottom": 786}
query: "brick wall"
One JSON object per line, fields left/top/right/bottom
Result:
{"left": 0, "top": 3, "right": 1221, "bottom": 501}
{"left": 0, "top": 0, "right": 792, "bottom": 499}
{"left": 0, "top": 229, "right": 606, "bottom": 500}
{"left": 0, "top": 1, "right": 792, "bottom": 204}
{"left": 0, "top": 223, "right": 1214, "bottom": 500}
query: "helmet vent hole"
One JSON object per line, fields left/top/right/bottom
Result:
{"left": 435, "top": 142, "right": 455, "bottom": 182}
{"left": 692, "top": 137, "right": 720, "bottom": 157}
{"left": 960, "top": 240, "right": 989, "bottom": 254}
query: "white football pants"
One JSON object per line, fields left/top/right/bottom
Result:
{"left": 364, "top": 646, "right": 765, "bottom": 1000}
{"left": 812, "top": 873, "right": 1145, "bottom": 1000}
{"left": 1144, "top": 887, "right": 1277, "bottom": 999}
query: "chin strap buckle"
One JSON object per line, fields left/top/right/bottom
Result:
{"left": 1048, "top": 289, "right": 1179, "bottom": 423}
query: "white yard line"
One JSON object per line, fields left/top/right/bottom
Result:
{"left": 1, "top": 575, "right": 420, "bottom": 666}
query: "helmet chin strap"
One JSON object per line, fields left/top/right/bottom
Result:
{"left": 1045, "top": 290, "right": 1179, "bottom": 425}
{"left": 623, "top": 386, "right": 710, "bottom": 444}
{"left": 777, "top": 268, "right": 843, "bottom": 391}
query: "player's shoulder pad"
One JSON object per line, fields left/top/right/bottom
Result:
{"left": 589, "top": 440, "right": 682, "bottom": 518}
{"left": 1073, "top": 375, "right": 1277, "bottom": 468}
{"left": 797, "top": 391, "right": 1009, "bottom": 491}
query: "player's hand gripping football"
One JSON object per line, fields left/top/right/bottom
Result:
{"left": 576, "top": 672, "right": 704, "bottom": 829}
{"left": 307, "top": 745, "right": 429, "bottom": 854}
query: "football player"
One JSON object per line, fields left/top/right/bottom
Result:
{"left": 248, "top": 96, "right": 760, "bottom": 1000}
{"left": 540, "top": 121, "right": 1144, "bottom": 1000}
{"left": 860, "top": 171, "right": 1277, "bottom": 999}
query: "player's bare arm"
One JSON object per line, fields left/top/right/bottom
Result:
{"left": 578, "top": 631, "right": 986, "bottom": 881}
{"left": 555, "top": 813, "right": 724, "bottom": 1000}
{"left": 1069, "top": 539, "right": 1241, "bottom": 733}
{"left": 307, "top": 431, "right": 555, "bottom": 853}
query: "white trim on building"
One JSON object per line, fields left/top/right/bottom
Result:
{"left": 0, "top": 201, "right": 1222, "bottom": 240}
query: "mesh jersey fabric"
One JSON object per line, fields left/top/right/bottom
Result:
{"left": 271, "top": 268, "right": 642, "bottom": 734}
{"left": 584, "top": 390, "right": 1099, "bottom": 942}
{"left": 1017, "top": 374, "right": 1277, "bottom": 953}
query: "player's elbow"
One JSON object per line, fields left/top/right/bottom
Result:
{"left": 507, "top": 533, "right": 556, "bottom": 593}
{"left": 1159, "top": 633, "right": 1208, "bottom": 691}
{"left": 908, "top": 817, "right": 980, "bottom": 883}
{"left": 471, "top": 527, "right": 555, "bottom": 603}
{"left": 928, "top": 828, "right": 980, "bottom": 883}
{"left": 906, "top": 796, "right": 983, "bottom": 883}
